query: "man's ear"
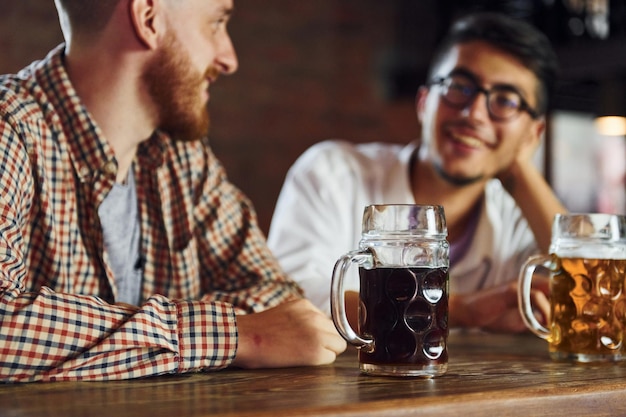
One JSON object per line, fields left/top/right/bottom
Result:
{"left": 129, "top": 0, "right": 161, "bottom": 49}
{"left": 534, "top": 117, "right": 547, "bottom": 140}
{"left": 529, "top": 116, "right": 547, "bottom": 148}
{"left": 415, "top": 86, "right": 429, "bottom": 124}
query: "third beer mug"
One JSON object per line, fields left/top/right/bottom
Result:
{"left": 519, "top": 213, "right": 626, "bottom": 362}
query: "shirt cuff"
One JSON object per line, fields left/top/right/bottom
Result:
{"left": 175, "top": 300, "right": 238, "bottom": 372}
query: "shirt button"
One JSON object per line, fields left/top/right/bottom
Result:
{"left": 79, "top": 166, "right": 90, "bottom": 177}
{"left": 104, "top": 161, "right": 117, "bottom": 175}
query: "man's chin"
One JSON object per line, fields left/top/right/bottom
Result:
{"left": 161, "top": 114, "right": 210, "bottom": 142}
{"left": 434, "top": 164, "right": 484, "bottom": 187}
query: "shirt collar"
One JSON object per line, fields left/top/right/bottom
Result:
{"left": 137, "top": 130, "right": 168, "bottom": 169}
{"left": 35, "top": 45, "right": 115, "bottom": 182}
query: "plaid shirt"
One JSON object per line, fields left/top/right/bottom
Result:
{"left": 0, "top": 45, "right": 302, "bottom": 383}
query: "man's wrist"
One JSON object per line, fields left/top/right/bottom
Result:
{"left": 499, "top": 159, "right": 535, "bottom": 196}
{"left": 448, "top": 294, "right": 467, "bottom": 328}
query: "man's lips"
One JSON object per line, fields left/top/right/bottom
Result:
{"left": 450, "top": 134, "right": 486, "bottom": 148}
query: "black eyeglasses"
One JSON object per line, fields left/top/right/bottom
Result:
{"left": 429, "top": 74, "right": 539, "bottom": 121}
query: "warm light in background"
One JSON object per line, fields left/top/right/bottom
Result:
{"left": 594, "top": 116, "right": 626, "bottom": 136}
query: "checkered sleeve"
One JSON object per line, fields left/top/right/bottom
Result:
{"left": 193, "top": 147, "right": 304, "bottom": 314}
{"left": 0, "top": 280, "right": 237, "bottom": 382}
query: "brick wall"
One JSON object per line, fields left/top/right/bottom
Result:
{"left": 1, "top": 0, "right": 425, "bottom": 233}
{"left": 0, "top": 1, "right": 64, "bottom": 73}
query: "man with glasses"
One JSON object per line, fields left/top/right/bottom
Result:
{"left": 267, "top": 12, "right": 567, "bottom": 332}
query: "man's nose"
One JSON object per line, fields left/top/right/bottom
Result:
{"left": 461, "top": 89, "right": 491, "bottom": 120}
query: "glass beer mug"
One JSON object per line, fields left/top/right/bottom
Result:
{"left": 331, "top": 204, "right": 449, "bottom": 377}
{"left": 519, "top": 213, "right": 626, "bottom": 362}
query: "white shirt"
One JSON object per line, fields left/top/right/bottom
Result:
{"left": 267, "top": 140, "right": 539, "bottom": 315}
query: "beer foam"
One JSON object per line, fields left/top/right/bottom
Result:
{"left": 552, "top": 242, "right": 626, "bottom": 260}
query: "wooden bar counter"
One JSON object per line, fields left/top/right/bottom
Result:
{"left": 2, "top": 331, "right": 626, "bottom": 417}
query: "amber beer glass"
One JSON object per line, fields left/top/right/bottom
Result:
{"left": 519, "top": 213, "right": 626, "bottom": 362}
{"left": 331, "top": 204, "right": 449, "bottom": 377}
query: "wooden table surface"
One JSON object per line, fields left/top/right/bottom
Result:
{"left": 2, "top": 331, "right": 626, "bottom": 417}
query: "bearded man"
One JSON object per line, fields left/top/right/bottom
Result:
{"left": 0, "top": 0, "right": 345, "bottom": 383}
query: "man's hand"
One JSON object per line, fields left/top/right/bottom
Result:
{"left": 232, "top": 299, "right": 347, "bottom": 369}
{"left": 496, "top": 128, "right": 540, "bottom": 195}
{"left": 450, "top": 279, "right": 549, "bottom": 333}
{"left": 495, "top": 127, "right": 567, "bottom": 253}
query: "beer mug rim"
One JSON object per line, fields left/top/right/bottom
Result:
{"left": 552, "top": 213, "right": 626, "bottom": 241}
{"left": 550, "top": 213, "right": 626, "bottom": 259}
{"left": 361, "top": 204, "right": 447, "bottom": 238}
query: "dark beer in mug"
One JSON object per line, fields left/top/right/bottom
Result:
{"left": 331, "top": 204, "right": 449, "bottom": 377}
{"left": 358, "top": 266, "right": 449, "bottom": 374}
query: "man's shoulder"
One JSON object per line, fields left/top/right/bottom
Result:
{"left": 0, "top": 66, "right": 46, "bottom": 124}
{"left": 1, "top": 73, "right": 30, "bottom": 105}
{"left": 293, "top": 139, "right": 407, "bottom": 171}
{"left": 1, "top": 47, "right": 65, "bottom": 123}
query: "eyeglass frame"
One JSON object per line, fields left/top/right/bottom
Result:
{"left": 428, "top": 71, "right": 540, "bottom": 121}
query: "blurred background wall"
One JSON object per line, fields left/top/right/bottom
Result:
{"left": 2, "top": 0, "right": 625, "bottom": 234}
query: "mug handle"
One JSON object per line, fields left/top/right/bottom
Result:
{"left": 517, "top": 254, "right": 552, "bottom": 340}
{"left": 330, "top": 249, "right": 375, "bottom": 353}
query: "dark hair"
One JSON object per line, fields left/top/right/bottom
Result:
{"left": 428, "top": 12, "right": 559, "bottom": 116}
